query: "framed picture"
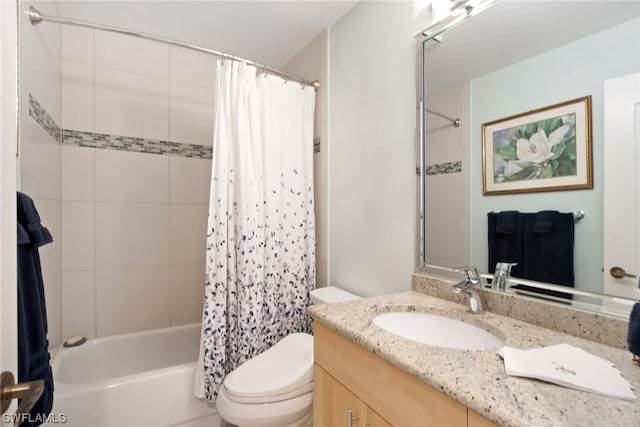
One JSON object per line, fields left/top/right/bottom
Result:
{"left": 482, "top": 96, "right": 593, "bottom": 195}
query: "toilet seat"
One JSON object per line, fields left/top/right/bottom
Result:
{"left": 224, "top": 381, "right": 313, "bottom": 404}
{"left": 223, "top": 333, "right": 313, "bottom": 398}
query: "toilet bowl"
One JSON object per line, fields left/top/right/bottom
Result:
{"left": 216, "top": 287, "right": 361, "bottom": 427}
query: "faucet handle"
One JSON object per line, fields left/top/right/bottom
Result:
{"left": 454, "top": 266, "right": 480, "bottom": 282}
{"left": 496, "top": 262, "right": 517, "bottom": 273}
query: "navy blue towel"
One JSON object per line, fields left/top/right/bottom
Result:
{"left": 487, "top": 211, "right": 524, "bottom": 278}
{"left": 488, "top": 210, "right": 575, "bottom": 300}
{"left": 17, "top": 192, "right": 54, "bottom": 427}
{"left": 628, "top": 303, "right": 640, "bottom": 356}
{"left": 521, "top": 211, "right": 574, "bottom": 300}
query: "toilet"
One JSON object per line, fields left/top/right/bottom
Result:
{"left": 216, "top": 286, "right": 361, "bottom": 427}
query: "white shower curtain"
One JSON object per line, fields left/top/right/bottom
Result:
{"left": 195, "top": 60, "right": 316, "bottom": 400}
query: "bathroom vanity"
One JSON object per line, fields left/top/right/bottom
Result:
{"left": 309, "top": 280, "right": 640, "bottom": 426}
{"left": 313, "top": 321, "right": 495, "bottom": 426}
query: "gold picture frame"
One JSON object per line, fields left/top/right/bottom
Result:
{"left": 482, "top": 96, "right": 593, "bottom": 195}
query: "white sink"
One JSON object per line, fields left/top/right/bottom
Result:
{"left": 372, "top": 312, "right": 503, "bottom": 350}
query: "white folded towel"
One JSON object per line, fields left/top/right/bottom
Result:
{"left": 500, "top": 344, "right": 635, "bottom": 401}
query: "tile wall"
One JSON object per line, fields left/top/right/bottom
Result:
{"left": 58, "top": 26, "right": 215, "bottom": 339}
{"left": 25, "top": 21, "right": 216, "bottom": 341}
{"left": 424, "top": 82, "right": 471, "bottom": 267}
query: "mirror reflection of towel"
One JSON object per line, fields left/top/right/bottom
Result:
{"left": 522, "top": 211, "right": 574, "bottom": 297}
{"left": 17, "top": 192, "right": 54, "bottom": 426}
{"left": 488, "top": 210, "right": 575, "bottom": 299}
{"left": 488, "top": 211, "right": 524, "bottom": 278}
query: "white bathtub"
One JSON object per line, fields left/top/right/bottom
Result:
{"left": 45, "top": 323, "right": 220, "bottom": 427}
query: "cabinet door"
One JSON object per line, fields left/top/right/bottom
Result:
{"left": 314, "top": 364, "right": 367, "bottom": 427}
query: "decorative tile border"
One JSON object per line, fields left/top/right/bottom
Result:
{"left": 62, "top": 130, "right": 213, "bottom": 159}
{"left": 425, "top": 160, "right": 462, "bottom": 175}
{"left": 29, "top": 94, "right": 212, "bottom": 159}
{"left": 29, "top": 94, "right": 61, "bottom": 142}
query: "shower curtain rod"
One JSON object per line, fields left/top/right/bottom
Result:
{"left": 425, "top": 108, "right": 462, "bottom": 127}
{"left": 28, "top": 6, "right": 319, "bottom": 90}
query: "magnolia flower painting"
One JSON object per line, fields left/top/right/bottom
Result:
{"left": 492, "top": 114, "right": 577, "bottom": 183}
{"left": 482, "top": 96, "right": 593, "bottom": 195}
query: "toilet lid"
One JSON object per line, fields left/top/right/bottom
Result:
{"left": 224, "top": 333, "right": 314, "bottom": 398}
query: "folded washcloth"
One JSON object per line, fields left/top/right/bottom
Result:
{"left": 501, "top": 344, "right": 635, "bottom": 401}
{"left": 533, "top": 210, "right": 557, "bottom": 234}
{"left": 628, "top": 303, "right": 640, "bottom": 356}
{"left": 495, "top": 211, "right": 519, "bottom": 235}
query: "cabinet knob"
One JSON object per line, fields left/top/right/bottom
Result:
{"left": 347, "top": 408, "right": 360, "bottom": 427}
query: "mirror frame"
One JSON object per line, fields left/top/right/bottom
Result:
{"left": 414, "top": 1, "right": 491, "bottom": 282}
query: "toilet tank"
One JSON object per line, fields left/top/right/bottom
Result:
{"left": 310, "top": 287, "right": 361, "bottom": 305}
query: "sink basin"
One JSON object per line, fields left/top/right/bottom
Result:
{"left": 372, "top": 312, "right": 504, "bottom": 350}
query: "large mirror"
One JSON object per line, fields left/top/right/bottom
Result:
{"left": 416, "top": 0, "right": 640, "bottom": 316}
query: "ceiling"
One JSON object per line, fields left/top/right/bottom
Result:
{"left": 425, "top": 0, "right": 640, "bottom": 93}
{"left": 53, "top": 1, "right": 359, "bottom": 69}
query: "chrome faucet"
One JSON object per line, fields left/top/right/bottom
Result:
{"left": 452, "top": 267, "right": 485, "bottom": 314}
{"left": 493, "top": 262, "right": 517, "bottom": 292}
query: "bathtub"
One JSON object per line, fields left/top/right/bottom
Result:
{"left": 45, "top": 323, "right": 220, "bottom": 427}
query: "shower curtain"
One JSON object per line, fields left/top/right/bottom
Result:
{"left": 195, "top": 60, "right": 316, "bottom": 400}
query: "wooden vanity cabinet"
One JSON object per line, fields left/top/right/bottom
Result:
{"left": 313, "top": 322, "right": 498, "bottom": 427}
{"left": 315, "top": 365, "right": 391, "bottom": 427}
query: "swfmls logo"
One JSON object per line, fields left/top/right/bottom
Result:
{"left": 2, "top": 412, "right": 67, "bottom": 424}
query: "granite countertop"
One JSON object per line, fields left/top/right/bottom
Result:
{"left": 308, "top": 291, "right": 640, "bottom": 427}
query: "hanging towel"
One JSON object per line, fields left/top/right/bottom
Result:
{"left": 628, "top": 303, "right": 640, "bottom": 357}
{"left": 487, "top": 211, "right": 524, "bottom": 278}
{"left": 521, "top": 210, "right": 574, "bottom": 300}
{"left": 17, "top": 192, "right": 54, "bottom": 427}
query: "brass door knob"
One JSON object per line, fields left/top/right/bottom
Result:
{"left": 609, "top": 266, "right": 637, "bottom": 279}
{"left": 1, "top": 371, "right": 45, "bottom": 425}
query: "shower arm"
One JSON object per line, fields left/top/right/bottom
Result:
{"left": 425, "top": 108, "right": 462, "bottom": 127}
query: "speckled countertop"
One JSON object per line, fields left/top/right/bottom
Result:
{"left": 308, "top": 291, "right": 640, "bottom": 427}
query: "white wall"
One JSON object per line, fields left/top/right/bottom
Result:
{"left": 328, "top": 2, "right": 425, "bottom": 297}
{"left": 470, "top": 17, "right": 640, "bottom": 293}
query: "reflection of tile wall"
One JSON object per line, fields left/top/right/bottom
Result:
{"left": 425, "top": 160, "right": 462, "bottom": 175}
{"left": 27, "top": 25, "right": 218, "bottom": 340}
{"left": 424, "top": 82, "right": 470, "bottom": 268}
